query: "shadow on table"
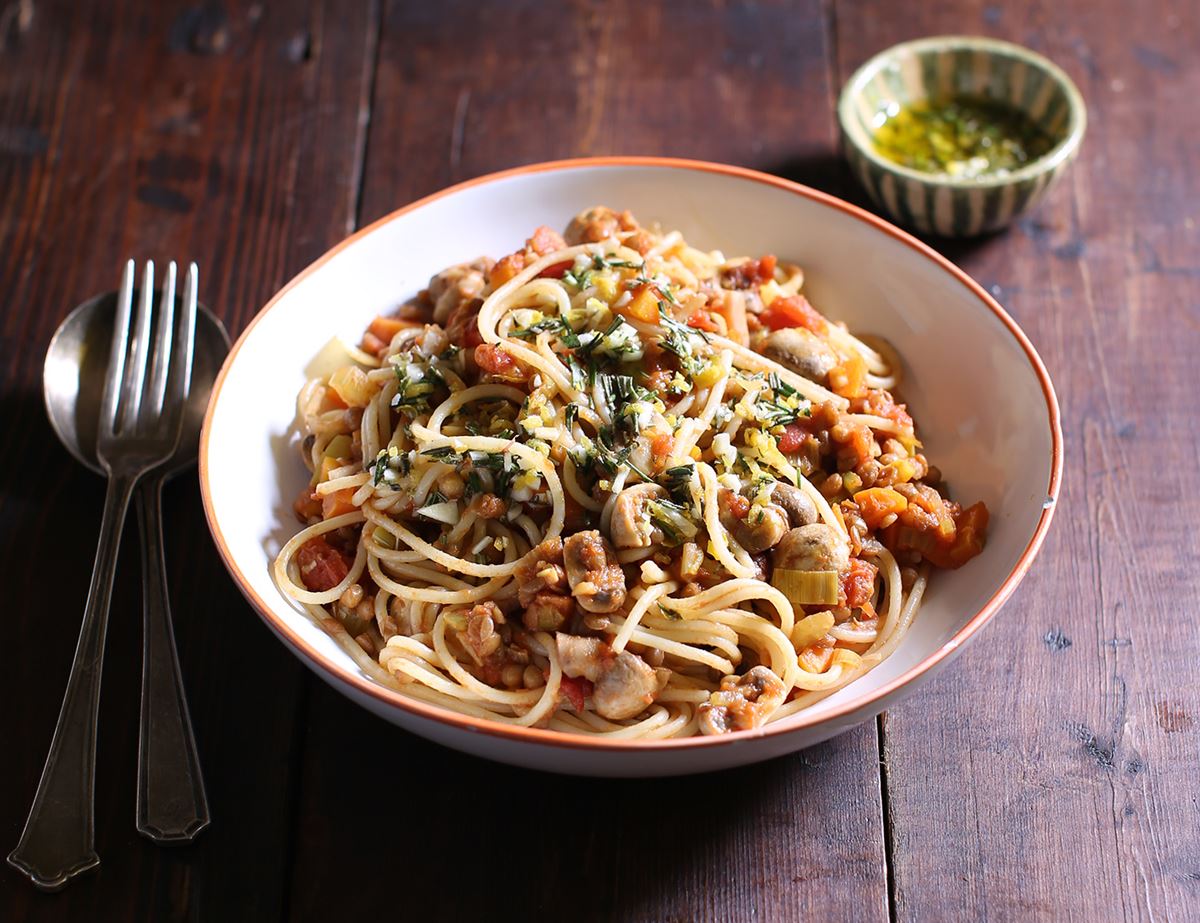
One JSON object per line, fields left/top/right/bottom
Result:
{"left": 286, "top": 684, "right": 880, "bottom": 921}
{"left": 761, "top": 150, "right": 1014, "bottom": 268}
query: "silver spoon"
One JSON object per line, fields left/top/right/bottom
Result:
{"left": 41, "top": 286, "right": 229, "bottom": 854}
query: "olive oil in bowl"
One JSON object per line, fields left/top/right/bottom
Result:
{"left": 872, "top": 96, "right": 1057, "bottom": 180}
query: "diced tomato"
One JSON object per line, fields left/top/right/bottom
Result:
{"left": 563, "top": 489, "right": 592, "bottom": 532}
{"left": 852, "top": 389, "right": 914, "bottom": 431}
{"left": 777, "top": 423, "right": 805, "bottom": 455}
{"left": 759, "top": 294, "right": 828, "bottom": 333}
{"left": 687, "top": 310, "right": 721, "bottom": 333}
{"left": 536, "top": 260, "right": 573, "bottom": 279}
{"left": 650, "top": 432, "right": 674, "bottom": 469}
{"left": 720, "top": 489, "right": 750, "bottom": 520}
{"left": 639, "top": 350, "right": 677, "bottom": 395}
{"left": 798, "top": 637, "right": 835, "bottom": 673}
{"left": 838, "top": 420, "right": 874, "bottom": 465}
{"left": 527, "top": 225, "right": 566, "bottom": 256}
{"left": 474, "top": 344, "right": 528, "bottom": 381}
{"left": 723, "top": 255, "right": 777, "bottom": 289}
{"left": 473, "top": 493, "right": 508, "bottom": 520}
{"left": 840, "top": 558, "right": 878, "bottom": 608}
{"left": 296, "top": 538, "right": 351, "bottom": 592}
{"left": 559, "top": 674, "right": 594, "bottom": 712}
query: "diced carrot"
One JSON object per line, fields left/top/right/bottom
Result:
{"left": 321, "top": 488, "right": 357, "bottom": 519}
{"left": 489, "top": 252, "right": 525, "bottom": 287}
{"left": 829, "top": 355, "right": 868, "bottom": 399}
{"left": 712, "top": 293, "right": 749, "bottom": 345}
{"left": 313, "top": 455, "right": 340, "bottom": 484}
{"left": 621, "top": 284, "right": 661, "bottom": 323}
{"left": 853, "top": 487, "right": 909, "bottom": 529}
{"left": 293, "top": 486, "right": 322, "bottom": 521}
{"left": 366, "top": 315, "right": 421, "bottom": 345}
{"left": 361, "top": 332, "right": 387, "bottom": 356}
{"left": 925, "top": 502, "right": 989, "bottom": 569}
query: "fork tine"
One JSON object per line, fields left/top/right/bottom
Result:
{"left": 164, "top": 262, "right": 198, "bottom": 424}
{"left": 145, "top": 261, "right": 177, "bottom": 420}
{"left": 120, "top": 262, "right": 155, "bottom": 434}
{"left": 99, "top": 260, "right": 136, "bottom": 440}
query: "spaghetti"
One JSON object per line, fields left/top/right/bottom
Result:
{"left": 274, "top": 207, "right": 989, "bottom": 737}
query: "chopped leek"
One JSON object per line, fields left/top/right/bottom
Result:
{"left": 646, "top": 498, "right": 699, "bottom": 544}
{"left": 772, "top": 568, "right": 839, "bottom": 606}
{"left": 791, "top": 610, "right": 836, "bottom": 648}
{"left": 416, "top": 501, "right": 460, "bottom": 525}
{"left": 323, "top": 434, "right": 352, "bottom": 460}
{"left": 371, "top": 525, "right": 396, "bottom": 549}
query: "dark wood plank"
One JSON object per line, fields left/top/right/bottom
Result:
{"left": 287, "top": 2, "right": 889, "bottom": 921}
{"left": 831, "top": 2, "right": 1200, "bottom": 919}
{"left": 0, "top": 1, "right": 377, "bottom": 919}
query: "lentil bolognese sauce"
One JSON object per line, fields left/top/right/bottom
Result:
{"left": 273, "top": 207, "right": 989, "bottom": 737}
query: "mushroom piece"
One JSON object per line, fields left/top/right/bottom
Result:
{"left": 522, "top": 593, "right": 573, "bottom": 632}
{"left": 698, "top": 666, "right": 787, "bottom": 735}
{"left": 733, "top": 503, "right": 790, "bottom": 553}
{"left": 563, "top": 206, "right": 630, "bottom": 245}
{"left": 427, "top": 258, "right": 492, "bottom": 325}
{"left": 513, "top": 537, "right": 568, "bottom": 607}
{"left": 772, "top": 523, "right": 851, "bottom": 573}
{"left": 562, "top": 530, "right": 627, "bottom": 613}
{"left": 770, "top": 482, "right": 818, "bottom": 528}
{"left": 609, "top": 483, "right": 667, "bottom": 549}
{"left": 555, "top": 634, "right": 661, "bottom": 720}
{"left": 761, "top": 327, "right": 839, "bottom": 382}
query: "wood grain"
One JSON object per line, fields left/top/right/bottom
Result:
{"left": 0, "top": 1, "right": 376, "bottom": 919}
{"left": 2, "top": 0, "right": 1198, "bottom": 920}
{"left": 286, "top": 3, "right": 889, "bottom": 922}
{"left": 832, "top": 1, "right": 1200, "bottom": 920}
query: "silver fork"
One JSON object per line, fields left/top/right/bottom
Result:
{"left": 8, "top": 261, "right": 197, "bottom": 891}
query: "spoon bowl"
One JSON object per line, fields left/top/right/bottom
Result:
{"left": 44, "top": 291, "right": 229, "bottom": 476}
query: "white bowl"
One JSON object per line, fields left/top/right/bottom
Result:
{"left": 200, "top": 157, "right": 1062, "bottom": 776}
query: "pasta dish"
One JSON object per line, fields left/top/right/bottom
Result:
{"left": 273, "top": 207, "right": 989, "bottom": 738}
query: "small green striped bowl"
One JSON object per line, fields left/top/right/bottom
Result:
{"left": 838, "top": 36, "right": 1086, "bottom": 237}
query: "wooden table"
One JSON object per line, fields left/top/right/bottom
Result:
{"left": 3, "top": 1, "right": 1197, "bottom": 919}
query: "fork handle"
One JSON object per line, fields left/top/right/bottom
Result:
{"left": 135, "top": 474, "right": 210, "bottom": 843}
{"left": 8, "top": 471, "right": 138, "bottom": 891}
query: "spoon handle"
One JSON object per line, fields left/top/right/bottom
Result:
{"left": 135, "top": 474, "right": 210, "bottom": 843}
{"left": 8, "top": 471, "right": 138, "bottom": 890}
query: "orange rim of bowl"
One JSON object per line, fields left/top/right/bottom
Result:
{"left": 199, "top": 156, "right": 1063, "bottom": 752}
